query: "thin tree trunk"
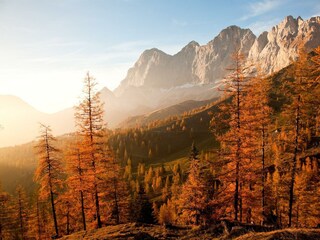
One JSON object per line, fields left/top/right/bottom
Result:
{"left": 80, "top": 190, "right": 86, "bottom": 231}
{"left": 296, "top": 204, "right": 299, "bottom": 227}
{"left": 77, "top": 150, "right": 87, "bottom": 231}
{"left": 261, "top": 126, "right": 266, "bottom": 223}
{"left": 239, "top": 183, "right": 243, "bottom": 222}
{"left": 288, "top": 95, "right": 300, "bottom": 227}
{"left": 0, "top": 223, "right": 3, "bottom": 240}
{"left": 50, "top": 189, "right": 59, "bottom": 237}
{"left": 234, "top": 68, "right": 241, "bottom": 222}
{"left": 88, "top": 75, "right": 102, "bottom": 229}
{"left": 113, "top": 178, "right": 120, "bottom": 224}
{"left": 235, "top": 161, "right": 239, "bottom": 221}
{"left": 45, "top": 129, "right": 59, "bottom": 236}
{"left": 18, "top": 193, "right": 24, "bottom": 238}
{"left": 36, "top": 199, "right": 41, "bottom": 240}
{"left": 94, "top": 187, "right": 102, "bottom": 228}
{"left": 66, "top": 210, "right": 70, "bottom": 235}
{"left": 239, "top": 192, "right": 243, "bottom": 222}
{"left": 91, "top": 154, "right": 102, "bottom": 228}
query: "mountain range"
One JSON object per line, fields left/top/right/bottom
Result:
{"left": 116, "top": 15, "right": 320, "bottom": 90}
{"left": 1, "top": 15, "right": 320, "bottom": 147}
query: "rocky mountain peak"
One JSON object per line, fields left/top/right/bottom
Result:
{"left": 138, "top": 48, "right": 169, "bottom": 64}
{"left": 116, "top": 16, "right": 320, "bottom": 93}
{"left": 297, "top": 16, "right": 303, "bottom": 24}
{"left": 282, "top": 15, "right": 298, "bottom": 26}
{"left": 271, "top": 15, "right": 299, "bottom": 41}
{"left": 254, "top": 31, "right": 268, "bottom": 53}
{"left": 210, "top": 25, "right": 255, "bottom": 45}
{"left": 143, "top": 47, "right": 168, "bottom": 56}
{"left": 248, "top": 15, "right": 320, "bottom": 73}
{"left": 190, "top": 25, "right": 256, "bottom": 83}
{"left": 180, "top": 41, "right": 200, "bottom": 52}
{"left": 309, "top": 16, "right": 320, "bottom": 23}
{"left": 221, "top": 25, "right": 251, "bottom": 34}
{"left": 115, "top": 48, "right": 171, "bottom": 90}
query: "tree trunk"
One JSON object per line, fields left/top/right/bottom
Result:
{"left": 46, "top": 129, "right": 59, "bottom": 237}
{"left": 77, "top": 150, "right": 87, "bottom": 231}
{"left": 18, "top": 194, "right": 24, "bottom": 238}
{"left": 0, "top": 224, "right": 3, "bottom": 240}
{"left": 113, "top": 178, "right": 120, "bottom": 225}
{"left": 239, "top": 183, "right": 243, "bottom": 222}
{"left": 66, "top": 210, "right": 70, "bottom": 235}
{"left": 234, "top": 74, "right": 241, "bottom": 222}
{"left": 261, "top": 126, "right": 266, "bottom": 223}
{"left": 94, "top": 186, "right": 102, "bottom": 228}
{"left": 80, "top": 190, "right": 86, "bottom": 231}
{"left": 50, "top": 189, "right": 59, "bottom": 237}
{"left": 36, "top": 199, "right": 41, "bottom": 240}
{"left": 288, "top": 95, "right": 301, "bottom": 227}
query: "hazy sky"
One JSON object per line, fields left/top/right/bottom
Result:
{"left": 0, "top": 0, "right": 319, "bottom": 113}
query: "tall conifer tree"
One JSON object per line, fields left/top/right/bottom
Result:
{"left": 14, "top": 185, "right": 29, "bottom": 239}
{"left": 280, "top": 45, "right": 319, "bottom": 226}
{"left": 65, "top": 144, "right": 88, "bottom": 231}
{"left": 75, "top": 72, "right": 106, "bottom": 228}
{"left": 179, "top": 143, "right": 213, "bottom": 225}
{"left": 34, "top": 124, "right": 63, "bottom": 237}
{"left": 0, "top": 185, "right": 12, "bottom": 240}
{"left": 211, "top": 51, "right": 252, "bottom": 221}
{"left": 241, "top": 71, "right": 273, "bottom": 223}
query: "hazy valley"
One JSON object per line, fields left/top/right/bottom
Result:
{"left": 1, "top": 16, "right": 320, "bottom": 147}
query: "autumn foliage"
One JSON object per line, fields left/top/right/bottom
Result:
{"left": 0, "top": 45, "right": 319, "bottom": 239}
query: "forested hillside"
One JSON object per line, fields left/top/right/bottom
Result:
{"left": 0, "top": 46, "right": 319, "bottom": 239}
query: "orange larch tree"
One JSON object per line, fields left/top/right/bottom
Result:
{"left": 241, "top": 71, "right": 273, "bottom": 224}
{"left": 0, "top": 185, "right": 13, "bottom": 239}
{"left": 295, "top": 157, "right": 320, "bottom": 227}
{"left": 279, "top": 45, "right": 319, "bottom": 227}
{"left": 211, "top": 50, "right": 252, "bottom": 221}
{"left": 65, "top": 144, "right": 88, "bottom": 231}
{"left": 178, "top": 143, "right": 214, "bottom": 225}
{"left": 34, "top": 124, "right": 63, "bottom": 237}
{"left": 102, "top": 150, "right": 130, "bottom": 225}
{"left": 56, "top": 191, "right": 78, "bottom": 235}
{"left": 74, "top": 72, "right": 107, "bottom": 228}
{"left": 13, "top": 185, "right": 29, "bottom": 239}
{"left": 27, "top": 194, "right": 51, "bottom": 240}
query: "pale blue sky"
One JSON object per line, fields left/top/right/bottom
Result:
{"left": 0, "top": 0, "right": 319, "bottom": 113}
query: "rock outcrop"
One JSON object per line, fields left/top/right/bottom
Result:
{"left": 248, "top": 16, "right": 320, "bottom": 74}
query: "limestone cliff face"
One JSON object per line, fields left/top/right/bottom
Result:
{"left": 116, "top": 42, "right": 200, "bottom": 93}
{"left": 120, "top": 48, "right": 171, "bottom": 88}
{"left": 115, "top": 26, "right": 256, "bottom": 93}
{"left": 116, "top": 16, "right": 320, "bottom": 95}
{"left": 248, "top": 16, "right": 320, "bottom": 74}
{"left": 192, "top": 26, "right": 256, "bottom": 84}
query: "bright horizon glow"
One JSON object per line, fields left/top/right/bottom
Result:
{"left": 0, "top": 0, "right": 319, "bottom": 113}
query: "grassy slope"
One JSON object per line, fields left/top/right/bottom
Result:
{"left": 108, "top": 97, "right": 220, "bottom": 174}
{"left": 118, "top": 98, "right": 216, "bottom": 128}
{"left": 0, "top": 133, "right": 75, "bottom": 194}
{"left": 60, "top": 223, "right": 189, "bottom": 240}
{"left": 60, "top": 222, "right": 220, "bottom": 240}
{"left": 60, "top": 223, "right": 320, "bottom": 240}
{"left": 236, "top": 228, "right": 320, "bottom": 240}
